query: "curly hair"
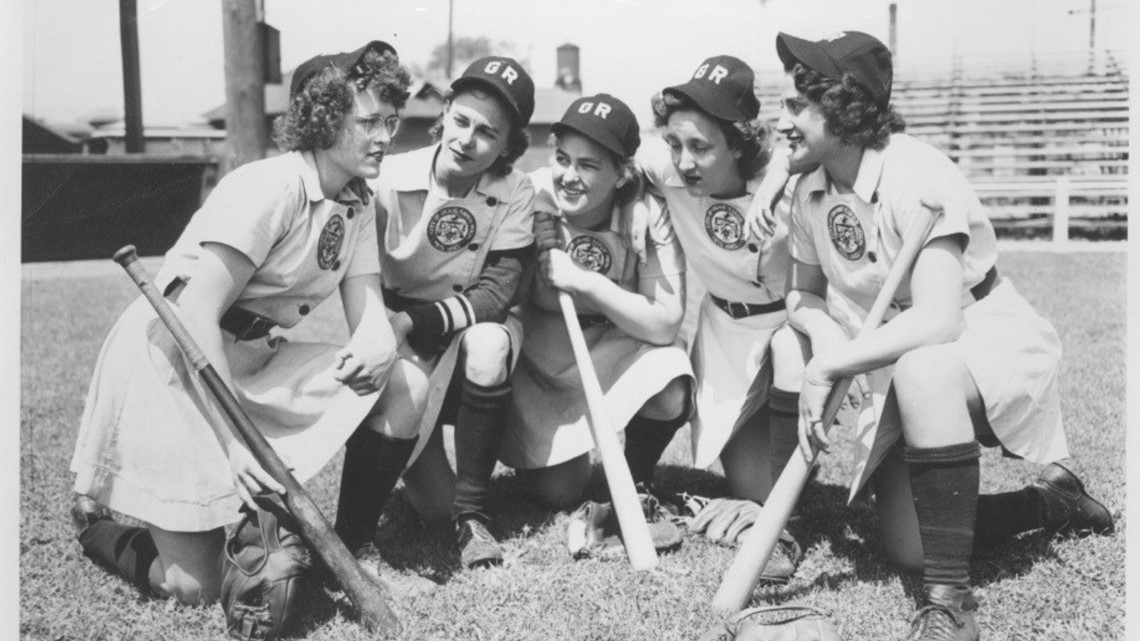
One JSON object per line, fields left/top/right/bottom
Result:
{"left": 650, "top": 91, "right": 772, "bottom": 182}
{"left": 548, "top": 131, "right": 643, "bottom": 206}
{"left": 788, "top": 63, "right": 905, "bottom": 151}
{"left": 273, "top": 50, "right": 411, "bottom": 152}
{"left": 429, "top": 87, "right": 530, "bottom": 177}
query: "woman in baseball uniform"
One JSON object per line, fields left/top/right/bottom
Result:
{"left": 776, "top": 31, "right": 1113, "bottom": 640}
{"left": 368, "top": 56, "right": 536, "bottom": 569}
{"left": 500, "top": 93, "right": 693, "bottom": 510}
{"left": 68, "top": 42, "right": 416, "bottom": 605}
{"left": 634, "top": 55, "right": 807, "bottom": 582}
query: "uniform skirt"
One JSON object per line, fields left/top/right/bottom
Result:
{"left": 688, "top": 295, "right": 788, "bottom": 469}
{"left": 70, "top": 297, "right": 379, "bottom": 532}
{"left": 847, "top": 277, "right": 1070, "bottom": 501}
{"left": 500, "top": 304, "right": 694, "bottom": 470}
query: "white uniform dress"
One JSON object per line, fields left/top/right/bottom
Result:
{"left": 70, "top": 151, "right": 384, "bottom": 532}
{"left": 639, "top": 139, "right": 794, "bottom": 468}
{"left": 500, "top": 168, "right": 694, "bottom": 470}
{"left": 371, "top": 144, "right": 536, "bottom": 463}
{"left": 788, "top": 133, "right": 1070, "bottom": 501}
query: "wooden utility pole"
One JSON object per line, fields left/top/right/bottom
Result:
{"left": 888, "top": 3, "right": 898, "bottom": 60}
{"left": 447, "top": 0, "right": 455, "bottom": 79}
{"left": 221, "top": 0, "right": 267, "bottom": 170}
{"left": 1088, "top": 0, "right": 1097, "bottom": 75}
{"left": 119, "top": 0, "right": 145, "bottom": 153}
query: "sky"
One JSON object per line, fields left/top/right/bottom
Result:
{"left": 21, "top": 0, "right": 1129, "bottom": 129}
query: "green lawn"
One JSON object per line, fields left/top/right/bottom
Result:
{"left": 20, "top": 250, "right": 1125, "bottom": 640}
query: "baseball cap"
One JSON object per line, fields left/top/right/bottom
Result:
{"left": 776, "top": 31, "right": 893, "bottom": 108}
{"left": 451, "top": 56, "right": 536, "bottom": 127}
{"left": 552, "top": 93, "right": 641, "bottom": 158}
{"left": 663, "top": 55, "right": 760, "bottom": 123}
{"left": 290, "top": 40, "right": 397, "bottom": 98}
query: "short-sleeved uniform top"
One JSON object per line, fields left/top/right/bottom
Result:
{"left": 500, "top": 168, "right": 693, "bottom": 469}
{"left": 788, "top": 133, "right": 1069, "bottom": 499}
{"left": 638, "top": 139, "right": 795, "bottom": 468}
{"left": 71, "top": 151, "right": 385, "bottom": 531}
{"left": 371, "top": 144, "right": 534, "bottom": 301}
{"left": 369, "top": 144, "right": 536, "bottom": 464}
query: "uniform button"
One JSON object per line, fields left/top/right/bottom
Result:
{"left": 468, "top": 243, "right": 479, "bottom": 251}
{"left": 346, "top": 207, "right": 355, "bottom": 219}
{"left": 299, "top": 304, "right": 311, "bottom": 315}
{"left": 868, "top": 251, "right": 877, "bottom": 263}
{"left": 747, "top": 243, "right": 759, "bottom": 253}
{"left": 452, "top": 284, "right": 463, "bottom": 292}
{"left": 486, "top": 197, "right": 498, "bottom": 206}
{"left": 332, "top": 260, "right": 342, "bottom": 270}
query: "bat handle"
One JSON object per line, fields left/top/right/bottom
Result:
{"left": 112, "top": 245, "right": 209, "bottom": 371}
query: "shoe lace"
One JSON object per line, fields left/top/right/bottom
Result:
{"left": 907, "top": 604, "right": 965, "bottom": 640}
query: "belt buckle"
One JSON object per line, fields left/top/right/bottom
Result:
{"left": 728, "top": 301, "right": 749, "bottom": 318}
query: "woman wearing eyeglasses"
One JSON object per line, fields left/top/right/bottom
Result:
{"left": 68, "top": 42, "right": 413, "bottom": 605}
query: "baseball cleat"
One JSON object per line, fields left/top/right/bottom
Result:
{"left": 69, "top": 495, "right": 112, "bottom": 539}
{"left": 456, "top": 517, "right": 503, "bottom": 569}
{"left": 1032, "top": 463, "right": 1115, "bottom": 537}
{"left": 904, "top": 584, "right": 979, "bottom": 641}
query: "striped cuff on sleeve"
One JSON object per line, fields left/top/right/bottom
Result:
{"left": 405, "top": 294, "right": 476, "bottom": 342}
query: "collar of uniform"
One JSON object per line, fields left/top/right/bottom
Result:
{"left": 851, "top": 145, "right": 885, "bottom": 204}
{"left": 563, "top": 201, "right": 623, "bottom": 235}
{"left": 297, "top": 151, "right": 326, "bottom": 203}
{"left": 799, "top": 163, "right": 830, "bottom": 196}
{"left": 386, "top": 144, "right": 511, "bottom": 203}
{"left": 662, "top": 171, "right": 759, "bottom": 200}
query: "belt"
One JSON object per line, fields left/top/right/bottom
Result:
{"left": 970, "top": 266, "right": 999, "bottom": 302}
{"left": 220, "top": 306, "right": 277, "bottom": 341}
{"left": 577, "top": 314, "right": 612, "bottom": 330}
{"left": 709, "top": 295, "right": 786, "bottom": 319}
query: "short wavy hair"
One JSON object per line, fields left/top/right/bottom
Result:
{"left": 429, "top": 87, "right": 530, "bottom": 177}
{"left": 548, "top": 131, "right": 642, "bottom": 206}
{"left": 788, "top": 62, "right": 905, "bottom": 151}
{"left": 650, "top": 91, "right": 773, "bottom": 182}
{"left": 273, "top": 50, "right": 411, "bottom": 152}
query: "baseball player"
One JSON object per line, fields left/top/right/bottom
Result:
{"left": 500, "top": 93, "right": 693, "bottom": 510}
{"left": 630, "top": 54, "right": 815, "bottom": 582}
{"left": 68, "top": 42, "right": 419, "bottom": 604}
{"left": 776, "top": 31, "right": 1114, "bottom": 640}
{"left": 367, "top": 56, "right": 537, "bottom": 569}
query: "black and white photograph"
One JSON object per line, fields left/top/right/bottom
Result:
{"left": 12, "top": 1, "right": 1133, "bottom": 639}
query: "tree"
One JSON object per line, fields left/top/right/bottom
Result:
{"left": 418, "top": 36, "right": 528, "bottom": 79}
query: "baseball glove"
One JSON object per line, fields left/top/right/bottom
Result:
{"left": 698, "top": 605, "right": 841, "bottom": 641}
{"left": 220, "top": 495, "right": 313, "bottom": 641}
{"left": 566, "top": 492, "right": 684, "bottom": 560}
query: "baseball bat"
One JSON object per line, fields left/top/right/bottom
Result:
{"left": 711, "top": 202, "right": 944, "bottom": 612}
{"left": 559, "top": 291, "right": 659, "bottom": 570}
{"left": 112, "top": 245, "right": 400, "bottom": 635}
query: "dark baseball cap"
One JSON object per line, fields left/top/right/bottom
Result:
{"left": 289, "top": 40, "right": 397, "bottom": 98}
{"left": 552, "top": 93, "right": 641, "bottom": 158}
{"left": 776, "top": 31, "right": 893, "bottom": 108}
{"left": 451, "top": 56, "right": 536, "bottom": 127}
{"left": 663, "top": 55, "right": 760, "bottom": 123}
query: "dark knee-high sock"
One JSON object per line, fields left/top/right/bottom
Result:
{"left": 905, "top": 441, "right": 981, "bottom": 588}
{"left": 767, "top": 388, "right": 801, "bottom": 488}
{"left": 974, "top": 488, "right": 1046, "bottom": 549}
{"left": 623, "top": 411, "right": 687, "bottom": 488}
{"left": 78, "top": 521, "right": 159, "bottom": 592}
{"left": 334, "top": 428, "right": 418, "bottom": 551}
{"left": 453, "top": 378, "right": 511, "bottom": 522}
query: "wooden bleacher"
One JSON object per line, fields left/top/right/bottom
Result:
{"left": 756, "top": 49, "right": 1129, "bottom": 241}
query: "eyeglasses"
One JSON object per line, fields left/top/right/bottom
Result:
{"left": 355, "top": 114, "right": 401, "bottom": 138}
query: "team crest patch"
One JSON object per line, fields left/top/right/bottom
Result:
{"left": 427, "top": 206, "right": 477, "bottom": 252}
{"left": 567, "top": 235, "right": 613, "bottom": 274}
{"left": 827, "top": 204, "right": 866, "bottom": 261}
{"left": 317, "top": 214, "right": 345, "bottom": 270}
{"left": 704, "top": 203, "right": 746, "bottom": 250}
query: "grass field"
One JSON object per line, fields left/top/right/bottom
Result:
{"left": 20, "top": 250, "right": 1125, "bottom": 641}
